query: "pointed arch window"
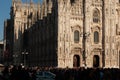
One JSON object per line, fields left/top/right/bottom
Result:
{"left": 94, "top": 31, "right": 99, "bottom": 43}
{"left": 74, "top": 30, "right": 79, "bottom": 43}
{"left": 93, "top": 9, "right": 100, "bottom": 23}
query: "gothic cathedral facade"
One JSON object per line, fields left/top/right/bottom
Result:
{"left": 5, "top": 0, "right": 120, "bottom": 68}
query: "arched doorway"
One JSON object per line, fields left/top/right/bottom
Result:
{"left": 93, "top": 55, "right": 100, "bottom": 67}
{"left": 73, "top": 55, "right": 80, "bottom": 67}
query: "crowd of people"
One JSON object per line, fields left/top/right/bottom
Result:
{"left": 0, "top": 65, "right": 120, "bottom": 80}
{"left": 50, "top": 67, "right": 120, "bottom": 80}
{"left": 0, "top": 65, "right": 36, "bottom": 80}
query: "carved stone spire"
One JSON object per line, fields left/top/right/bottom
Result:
{"left": 16, "top": 0, "right": 22, "bottom": 3}
{"left": 37, "top": 0, "right": 41, "bottom": 19}
{"left": 15, "top": 0, "right": 22, "bottom": 10}
{"left": 47, "top": 0, "right": 53, "bottom": 13}
{"left": 58, "top": 0, "right": 64, "bottom": 3}
{"left": 37, "top": 0, "right": 41, "bottom": 8}
{"left": 12, "top": 0, "right": 15, "bottom": 7}
{"left": 29, "top": 0, "right": 34, "bottom": 8}
{"left": 43, "top": 0, "right": 47, "bottom": 16}
{"left": 30, "top": 0, "right": 33, "bottom": 3}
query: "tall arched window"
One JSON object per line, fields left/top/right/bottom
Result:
{"left": 94, "top": 31, "right": 99, "bottom": 43}
{"left": 74, "top": 30, "right": 79, "bottom": 43}
{"left": 93, "top": 9, "right": 100, "bottom": 23}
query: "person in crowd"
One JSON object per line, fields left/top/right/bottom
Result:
{"left": 2, "top": 66, "right": 10, "bottom": 80}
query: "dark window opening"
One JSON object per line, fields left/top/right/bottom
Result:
{"left": 94, "top": 31, "right": 99, "bottom": 43}
{"left": 74, "top": 30, "right": 79, "bottom": 43}
{"left": 73, "top": 55, "right": 80, "bottom": 67}
{"left": 93, "top": 55, "right": 100, "bottom": 67}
